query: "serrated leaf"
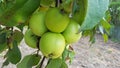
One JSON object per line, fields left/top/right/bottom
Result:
{"left": 80, "top": 0, "right": 109, "bottom": 31}
{"left": 17, "top": 54, "right": 41, "bottom": 68}
{"left": 6, "top": 41, "right": 21, "bottom": 64}
{"left": 102, "top": 34, "right": 108, "bottom": 42}
{"left": 13, "top": 30, "right": 23, "bottom": 44}
{"left": 46, "top": 58, "right": 63, "bottom": 68}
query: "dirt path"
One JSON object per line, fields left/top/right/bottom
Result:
{"left": 69, "top": 34, "right": 120, "bottom": 68}
{"left": 0, "top": 34, "right": 120, "bottom": 68}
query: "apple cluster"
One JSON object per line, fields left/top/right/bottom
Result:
{"left": 24, "top": 7, "right": 82, "bottom": 59}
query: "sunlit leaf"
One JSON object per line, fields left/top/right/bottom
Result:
{"left": 102, "top": 34, "right": 108, "bottom": 42}
{"left": 100, "top": 18, "right": 111, "bottom": 31}
{"left": 99, "top": 25, "right": 104, "bottom": 34}
{"left": 80, "top": 0, "right": 109, "bottom": 31}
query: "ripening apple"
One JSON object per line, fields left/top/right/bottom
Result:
{"left": 63, "top": 19, "right": 82, "bottom": 44}
{"left": 24, "top": 29, "right": 38, "bottom": 48}
{"left": 39, "top": 32, "right": 65, "bottom": 59}
{"left": 29, "top": 11, "right": 48, "bottom": 36}
{"left": 45, "top": 8, "right": 69, "bottom": 33}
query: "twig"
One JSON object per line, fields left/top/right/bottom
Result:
{"left": 6, "top": 27, "right": 13, "bottom": 50}
{"left": 39, "top": 56, "right": 46, "bottom": 68}
{"left": 55, "top": 0, "right": 60, "bottom": 7}
{"left": 47, "top": 58, "right": 51, "bottom": 65}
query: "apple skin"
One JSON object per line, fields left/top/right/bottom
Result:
{"left": 39, "top": 32, "right": 65, "bottom": 59}
{"left": 63, "top": 19, "right": 82, "bottom": 44}
{"left": 45, "top": 8, "right": 69, "bottom": 33}
{"left": 24, "top": 29, "right": 38, "bottom": 48}
{"left": 29, "top": 11, "right": 48, "bottom": 36}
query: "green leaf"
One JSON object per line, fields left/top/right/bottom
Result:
{"left": 60, "top": 62, "right": 68, "bottom": 68}
{"left": 0, "top": 31, "right": 7, "bottom": 44}
{"left": 13, "top": 30, "right": 23, "bottom": 44}
{"left": 40, "top": 0, "right": 55, "bottom": 7}
{"left": 46, "top": 58, "right": 67, "bottom": 68}
{"left": 62, "top": 46, "right": 75, "bottom": 63}
{"left": 17, "top": 54, "right": 41, "bottom": 68}
{"left": 89, "top": 29, "right": 96, "bottom": 45}
{"left": 72, "top": 0, "right": 88, "bottom": 25}
{"left": 105, "top": 10, "right": 111, "bottom": 22}
{"left": 68, "top": 50, "right": 75, "bottom": 63}
{"left": 0, "top": 30, "right": 7, "bottom": 53}
{"left": 100, "top": 18, "right": 111, "bottom": 34}
{"left": 6, "top": 41, "right": 21, "bottom": 64}
{"left": 102, "top": 34, "right": 108, "bottom": 42}
{"left": 80, "top": 0, "right": 109, "bottom": 31}
{"left": 0, "top": 43, "right": 7, "bottom": 53}
{"left": 12, "top": 0, "right": 40, "bottom": 24}
{"left": 62, "top": 48, "right": 69, "bottom": 61}
{"left": 0, "top": 0, "right": 28, "bottom": 17}
{"left": 61, "top": 0, "right": 73, "bottom": 13}
{"left": 16, "top": 23, "right": 25, "bottom": 31}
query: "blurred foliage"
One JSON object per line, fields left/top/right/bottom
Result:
{"left": 109, "top": 0, "right": 120, "bottom": 42}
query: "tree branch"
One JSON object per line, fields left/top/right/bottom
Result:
{"left": 39, "top": 56, "right": 46, "bottom": 68}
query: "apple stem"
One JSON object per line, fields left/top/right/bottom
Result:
{"left": 39, "top": 56, "right": 46, "bottom": 68}
{"left": 37, "top": 37, "right": 41, "bottom": 50}
{"left": 36, "top": 49, "right": 39, "bottom": 57}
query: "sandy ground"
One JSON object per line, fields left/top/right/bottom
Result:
{"left": 0, "top": 34, "right": 120, "bottom": 68}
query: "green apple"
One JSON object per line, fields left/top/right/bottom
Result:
{"left": 40, "top": 32, "right": 65, "bottom": 59}
{"left": 45, "top": 8, "right": 69, "bottom": 33}
{"left": 24, "top": 29, "right": 38, "bottom": 48}
{"left": 29, "top": 11, "right": 48, "bottom": 36}
{"left": 63, "top": 19, "right": 82, "bottom": 44}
